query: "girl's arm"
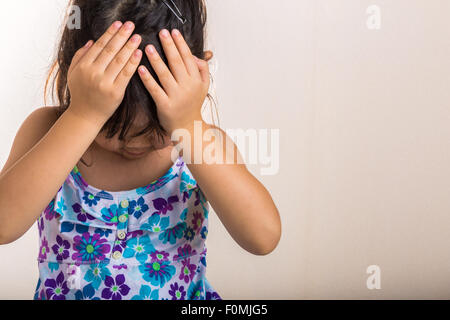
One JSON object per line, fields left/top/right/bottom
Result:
{"left": 185, "top": 122, "right": 282, "bottom": 255}
{"left": 0, "top": 21, "right": 142, "bottom": 244}
{"left": 138, "top": 29, "right": 281, "bottom": 255}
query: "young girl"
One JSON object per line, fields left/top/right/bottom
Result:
{"left": 0, "top": 0, "right": 281, "bottom": 300}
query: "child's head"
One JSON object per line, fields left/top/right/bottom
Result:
{"left": 47, "top": 0, "right": 212, "bottom": 159}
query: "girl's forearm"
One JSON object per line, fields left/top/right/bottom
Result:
{"left": 0, "top": 107, "right": 105, "bottom": 244}
{"left": 182, "top": 121, "right": 282, "bottom": 255}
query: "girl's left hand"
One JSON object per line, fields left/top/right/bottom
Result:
{"left": 138, "top": 29, "right": 211, "bottom": 134}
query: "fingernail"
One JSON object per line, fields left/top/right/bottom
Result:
{"left": 113, "top": 21, "right": 122, "bottom": 29}
{"left": 172, "top": 29, "right": 181, "bottom": 37}
{"left": 138, "top": 66, "right": 147, "bottom": 74}
{"left": 134, "top": 49, "right": 142, "bottom": 58}
{"left": 124, "top": 21, "right": 134, "bottom": 30}
{"left": 161, "top": 29, "right": 170, "bottom": 38}
{"left": 84, "top": 40, "right": 92, "bottom": 47}
{"left": 131, "top": 34, "right": 141, "bottom": 43}
{"left": 146, "top": 45, "right": 155, "bottom": 55}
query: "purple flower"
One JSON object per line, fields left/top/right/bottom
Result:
{"left": 150, "top": 250, "right": 170, "bottom": 262}
{"left": 113, "top": 264, "right": 128, "bottom": 270}
{"left": 101, "top": 275, "right": 130, "bottom": 300}
{"left": 72, "top": 232, "right": 111, "bottom": 263}
{"left": 44, "top": 271, "right": 69, "bottom": 300}
{"left": 179, "top": 258, "right": 197, "bottom": 283}
{"left": 37, "top": 215, "right": 45, "bottom": 237}
{"left": 72, "top": 203, "right": 96, "bottom": 223}
{"left": 38, "top": 237, "right": 50, "bottom": 260}
{"left": 173, "top": 244, "right": 197, "bottom": 261}
{"left": 51, "top": 235, "right": 70, "bottom": 261}
{"left": 44, "top": 200, "right": 57, "bottom": 220}
{"left": 191, "top": 211, "right": 204, "bottom": 233}
{"left": 169, "top": 282, "right": 186, "bottom": 300}
{"left": 152, "top": 195, "right": 179, "bottom": 215}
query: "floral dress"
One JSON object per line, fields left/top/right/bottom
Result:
{"left": 33, "top": 156, "right": 221, "bottom": 300}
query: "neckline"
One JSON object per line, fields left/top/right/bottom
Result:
{"left": 69, "top": 156, "right": 182, "bottom": 199}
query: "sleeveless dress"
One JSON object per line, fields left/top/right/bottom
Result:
{"left": 33, "top": 156, "right": 221, "bottom": 300}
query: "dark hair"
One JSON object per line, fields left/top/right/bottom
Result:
{"left": 46, "top": 0, "right": 215, "bottom": 144}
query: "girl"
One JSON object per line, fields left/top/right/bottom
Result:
{"left": 0, "top": 0, "right": 281, "bottom": 300}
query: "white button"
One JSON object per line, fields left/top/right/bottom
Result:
{"left": 120, "top": 200, "right": 129, "bottom": 208}
{"left": 119, "top": 214, "right": 128, "bottom": 223}
{"left": 117, "top": 231, "right": 126, "bottom": 240}
{"left": 112, "top": 251, "right": 122, "bottom": 260}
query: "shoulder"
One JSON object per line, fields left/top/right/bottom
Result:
{"left": 0, "top": 106, "right": 62, "bottom": 176}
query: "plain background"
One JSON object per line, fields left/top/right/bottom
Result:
{"left": 1, "top": 0, "right": 449, "bottom": 299}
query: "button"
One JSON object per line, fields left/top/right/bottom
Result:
{"left": 117, "top": 231, "right": 126, "bottom": 240}
{"left": 120, "top": 200, "right": 129, "bottom": 208}
{"left": 119, "top": 214, "right": 128, "bottom": 223}
{"left": 112, "top": 251, "right": 122, "bottom": 260}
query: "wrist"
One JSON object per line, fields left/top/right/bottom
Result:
{"left": 66, "top": 104, "right": 108, "bottom": 130}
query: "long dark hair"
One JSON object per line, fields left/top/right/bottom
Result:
{"left": 45, "top": 0, "right": 215, "bottom": 144}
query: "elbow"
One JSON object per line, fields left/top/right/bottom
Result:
{"left": 252, "top": 219, "right": 282, "bottom": 256}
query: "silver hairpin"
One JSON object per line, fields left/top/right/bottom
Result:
{"left": 162, "top": 0, "right": 187, "bottom": 24}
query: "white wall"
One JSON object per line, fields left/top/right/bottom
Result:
{"left": 1, "top": 0, "right": 449, "bottom": 299}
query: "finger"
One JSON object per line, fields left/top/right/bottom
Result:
{"left": 144, "top": 44, "right": 178, "bottom": 95}
{"left": 114, "top": 49, "right": 143, "bottom": 88}
{"left": 159, "top": 29, "right": 188, "bottom": 82}
{"left": 170, "top": 29, "right": 200, "bottom": 79}
{"left": 195, "top": 57, "right": 211, "bottom": 84}
{"left": 94, "top": 21, "right": 136, "bottom": 70}
{"left": 82, "top": 21, "right": 123, "bottom": 63}
{"left": 105, "top": 34, "right": 142, "bottom": 78}
{"left": 138, "top": 65, "right": 169, "bottom": 108}
{"left": 68, "top": 40, "right": 93, "bottom": 75}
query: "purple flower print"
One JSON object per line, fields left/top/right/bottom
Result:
{"left": 101, "top": 274, "right": 130, "bottom": 300}
{"left": 44, "top": 199, "right": 57, "bottom": 220}
{"left": 39, "top": 237, "right": 50, "bottom": 260}
{"left": 113, "top": 264, "right": 128, "bottom": 270}
{"left": 44, "top": 271, "right": 69, "bottom": 300}
{"left": 206, "top": 291, "right": 221, "bottom": 300}
{"left": 72, "top": 203, "right": 96, "bottom": 223}
{"left": 72, "top": 232, "right": 111, "bottom": 263}
{"left": 173, "top": 244, "right": 197, "bottom": 261}
{"left": 150, "top": 250, "right": 170, "bottom": 262}
{"left": 152, "top": 195, "right": 179, "bottom": 215}
{"left": 179, "top": 258, "right": 197, "bottom": 283}
{"left": 191, "top": 211, "right": 204, "bottom": 233}
{"left": 51, "top": 235, "right": 70, "bottom": 261}
{"left": 169, "top": 282, "right": 186, "bottom": 300}
{"left": 37, "top": 215, "right": 45, "bottom": 237}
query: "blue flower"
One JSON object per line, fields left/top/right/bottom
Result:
{"left": 139, "top": 260, "right": 176, "bottom": 288}
{"left": 84, "top": 264, "right": 111, "bottom": 290}
{"left": 82, "top": 191, "right": 100, "bottom": 207}
{"left": 180, "top": 172, "right": 197, "bottom": 194}
{"left": 100, "top": 204, "right": 119, "bottom": 224}
{"left": 141, "top": 213, "right": 170, "bottom": 233}
{"left": 200, "top": 226, "right": 208, "bottom": 239}
{"left": 131, "top": 285, "right": 159, "bottom": 300}
{"left": 184, "top": 226, "right": 195, "bottom": 241}
{"left": 123, "top": 235, "right": 155, "bottom": 263}
{"left": 56, "top": 198, "right": 67, "bottom": 215}
{"left": 74, "top": 283, "right": 100, "bottom": 300}
{"left": 158, "top": 222, "right": 187, "bottom": 245}
{"left": 129, "top": 197, "right": 149, "bottom": 219}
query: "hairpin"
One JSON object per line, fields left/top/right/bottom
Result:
{"left": 162, "top": 0, "right": 187, "bottom": 24}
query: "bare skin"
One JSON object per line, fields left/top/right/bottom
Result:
{"left": 0, "top": 22, "right": 281, "bottom": 255}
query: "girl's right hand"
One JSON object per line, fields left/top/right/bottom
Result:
{"left": 67, "top": 21, "right": 143, "bottom": 127}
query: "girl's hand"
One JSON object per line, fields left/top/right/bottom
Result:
{"left": 137, "top": 29, "right": 211, "bottom": 134}
{"left": 67, "top": 21, "right": 143, "bottom": 127}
